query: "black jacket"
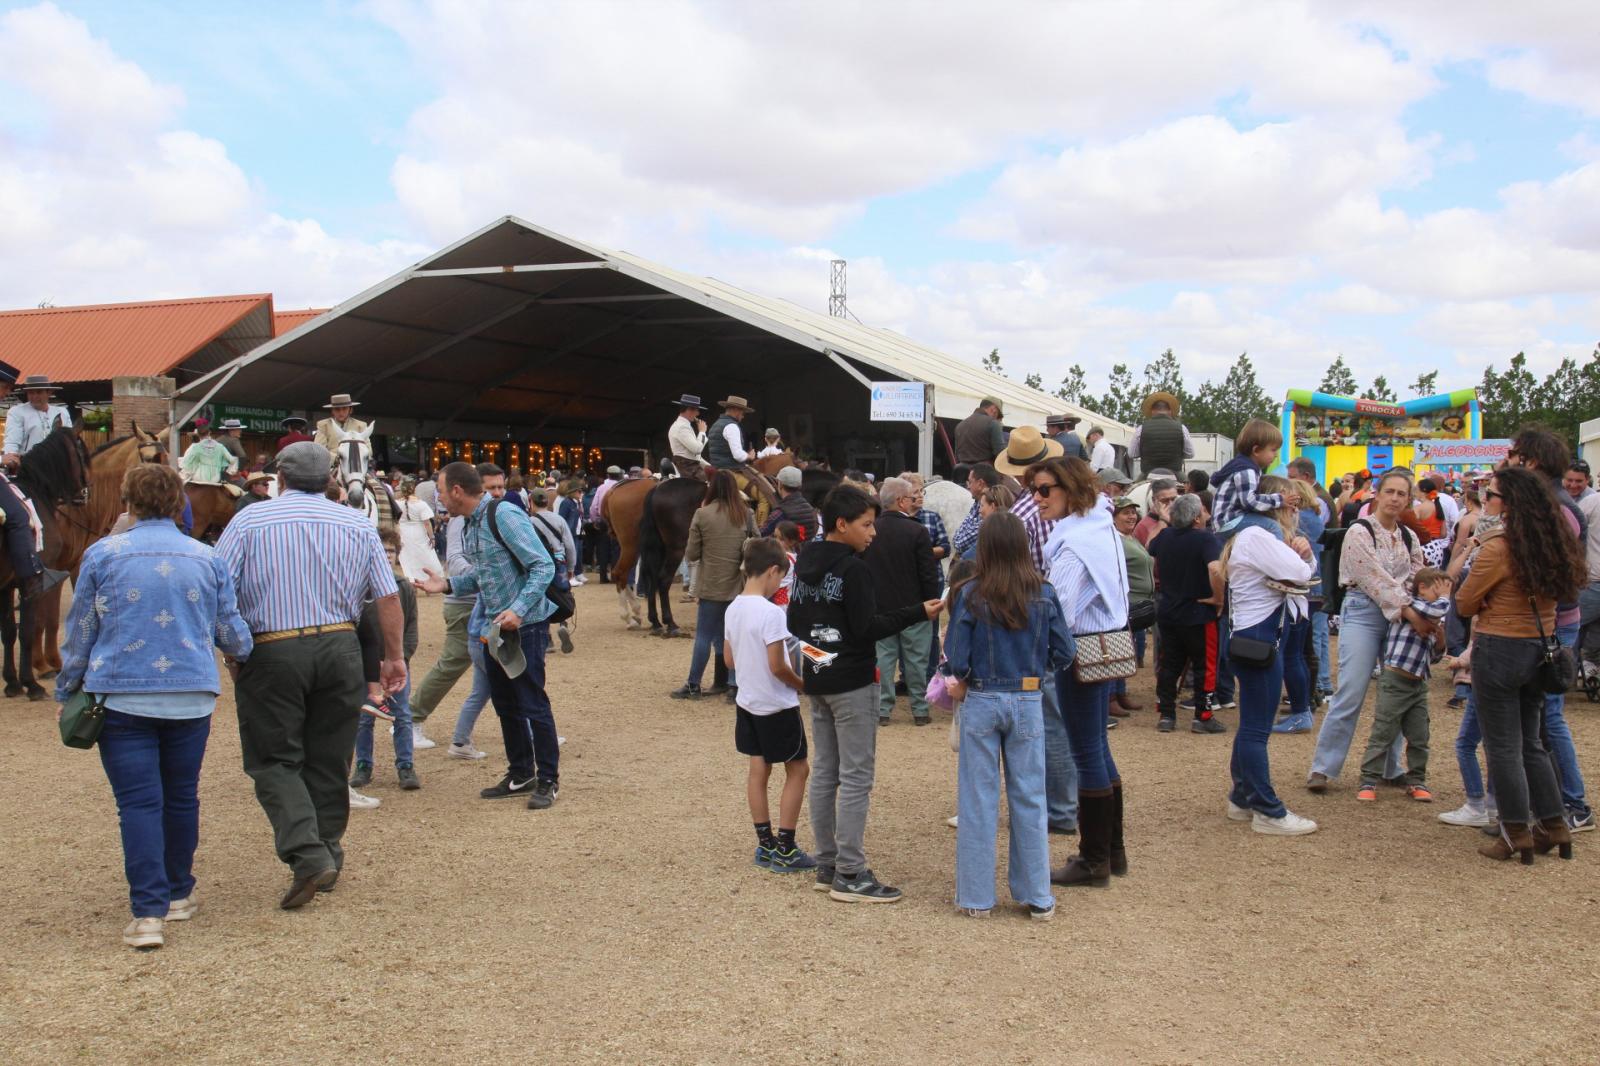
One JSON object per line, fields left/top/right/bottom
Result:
{"left": 863, "top": 510, "right": 940, "bottom": 612}
{"left": 788, "top": 540, "right": 927, "bottom": 694}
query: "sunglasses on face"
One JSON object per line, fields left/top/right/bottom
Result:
{"left": 1484, "top": 489, "right": 1504, "bottom": 501}
{"left": 1031, "top": 482, "right": 1059, "bottom": 497}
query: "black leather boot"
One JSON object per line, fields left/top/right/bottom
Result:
{"left": 1052, "top": 790, "right": 1113, "bottom": 887}
{"left": 1109, "top": 780, "right": 1128, "bottom": 877}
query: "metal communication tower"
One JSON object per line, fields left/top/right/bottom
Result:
{"left": 829, "top": 259, "right": 847, "bottom": 318}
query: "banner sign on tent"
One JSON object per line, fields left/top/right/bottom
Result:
{"left": 869, "top": 382, "right": 926, "bottom": 422}
{"left": 1413, "top": 438, "right": 1510, "bottom": 467}
{"left": 215, "top": 404, "right": 293, "bottom": 434}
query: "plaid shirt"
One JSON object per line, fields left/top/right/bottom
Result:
{"left": 917, "top": 507, "right": 951, "bottom": 591}
{"left": 1011, "top": 490, "right": 1058, "bottom": 576}
{"left": 952, "top": 500, "right": 981, "bottom": 557}
{"left": 1212, "top": 463, "right": 1283, "bottom": 531}
{"left": 1383, "top": 595, "right": 1450, "bottom": 678}
{"left": 453, "top": 495, "right": 556, "bottom": 623}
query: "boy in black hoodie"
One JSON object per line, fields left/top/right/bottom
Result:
{"left": 788, "top": 485, "right": 942, "bottom": 903}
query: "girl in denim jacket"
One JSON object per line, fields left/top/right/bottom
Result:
{"left": 944, "top": 513, "right": 1075, "bottom": 920}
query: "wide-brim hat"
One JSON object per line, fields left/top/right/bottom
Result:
{"left": 1045, "top": 413, "right": 1080, "bottom": 428}
{"left": 1141, "top": 391, "right": 1180, "bottom": 418}
{"left": 280, "top": 416, "right": 308, "bottom": 428}
{"left": 244, "top": 471, "right": 273, "bottom": 486}
{"left": 673, "top": 393, "right": 705, "bottom": 409}
{"left": 220, "top": 418, "right": 244, "bottom": 430}
{"left": 481, "top": 621, "right": 526, "bottom": 680}
{"left": 17, "top": 373, "right": 61, "bottom": 392}
{"left": 323, "top": 393, "right": 360, "bottom": 408}
{"left": 717, "top": 395, "right": 754, "bottom": 412}
{"left": 994, "top": 426, "right": 1064, "bottom": 476}
{"left": 0, "top": 360, "right": 19, "bottom": 387}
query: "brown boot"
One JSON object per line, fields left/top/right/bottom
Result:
{"left": 1478, "top": 822, "right": 1536, "bottom": 864}
{"left": 1109, "top": 781, "right": 1127, "bottom": 877}
{"left": 1052, "top": 791, "right": 1113, "bottom": 887}
{"left": 1532, "top": 817, "right": 1574, "bottom": 860}
{"left": 1113, "top": 692, "right": 1142, "bottom": 713}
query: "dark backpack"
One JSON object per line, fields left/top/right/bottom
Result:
{"left": 1320, "top": 518, "right": 1414, "bottom": 616}
{"left": 486, "top": 499, "right": 575, "bottom": 625}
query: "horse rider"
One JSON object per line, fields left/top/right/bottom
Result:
{"left": 705, "top": 394, "right": 778, "bottom": 508}
{"left": 180, "top": 418, "right": 242, "bottom": 495}
{"left": 0, "top": 367, "right": 68, "bottom": 599}
{"left": 1127, "top": 390, "right": 1194, "bottom": 479}
{"left": 1045, "top": 413, "right": 1088, "bottom": 461}
{"left": 313, "top": 392, "right": 369, "bottom": 453}
{"left": 276, "top": 416, "right": 313, "bottom": 456}
{"left": 667, "top": 392, "right": 708, "bottom": 480}
{"left": 757, "top": 427, "right": 786, "bottom": 458}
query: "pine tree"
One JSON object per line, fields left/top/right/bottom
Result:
{"left": 1409, "top": 370, "right": 1439, "bottom": 397}
{"left": 1142, "top": 348, "right": 1185, "bottom": 404}
{"left": 1055, "top": 364, "right": 1089, "bottom": 406}
{"left": 981, "top": 348, "right": 1005, "bottom": 377}
{"left": 1023, "top": 372, "right": 1042, "bottom": 390}
{"left": 1186, "top": 354, "right": 1275, "bottom": 436}
{"left": 1362, "top": 375, "right": 1397, "bottom": 403}
{"left": 1100, "top": 364, "right": 1140, "bottom": 425}
{"left": 1319, "top": 355, "right": 1358, "bottom": 396}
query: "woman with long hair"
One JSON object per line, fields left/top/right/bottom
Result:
{"left": 1308, "top": 469, "right": 1426, "bottom": 791}
{"left": 1222, "top": 475, "right": 1320, "bottom": 835}
{"left": 395, "top": 475, "right": 442, "bottom": 584}
{"left": 1027, "top": 456, "right": 1129, "bottom": 888}
{"left": 1456, "top": 466, "right": 1586, "bottom": 862}
{"left": 671, "top": 470, "right": 757, "bottom": 700}
{"left": 944, "top": 512, "right": 1075, "bottom": 919}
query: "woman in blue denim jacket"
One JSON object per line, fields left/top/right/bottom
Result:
{"left": 56, "top": 464, "right": 252, "bottom": 951}
{"left": 944, "top": 513, "right": 1075, "bottom": 920}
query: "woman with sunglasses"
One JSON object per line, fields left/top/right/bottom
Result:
{"left": 1027, "top": 456, "right": 1129, "bottom": 888}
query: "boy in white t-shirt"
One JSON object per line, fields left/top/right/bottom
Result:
{"left": 724, "top": 537, "right": 816, "bottom": 873}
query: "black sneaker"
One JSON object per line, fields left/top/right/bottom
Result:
{"left": 829, "top": 869, "right": 902, "bottom": 904}
{"left": 1048, "top": 823, "right": 1078, "bottom": 836}
{"left": 481, "top": 773, "right": 537, "bottom": 799}
{"left": 813, "top": 864, "right": 836, "bottom": 892}
{"left": 396, "top": 765, "right": 421, "bottom": 791}
{"left": 349, "top": 762, "right": 373, "bottom": 789}
{"left": 668, "top": 685, "right": 701, "bottom": 700}
{"left": 1192, "top": 715, "right": 1228, "bottom": 734}
{"left": 1157, "top": 716, "right": 1176, "bottom": 733}
{"left": 913, "top": 716, "right": 931, "bottom": 727}
{"left": 704, "top": 683, "right": 731, "bottom": 697}
{"left": 526, "top": 779, "right": 558, "bottom": 810}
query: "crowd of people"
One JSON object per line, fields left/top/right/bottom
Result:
{"left": 50, "top": 386, "right": 1598, "bottom": 945}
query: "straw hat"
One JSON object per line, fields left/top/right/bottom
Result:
{"left": 994, "top": 426, "right": 1064, "bottom": 477}
{"left": 716, "top": 395, "right": 754, "bottom": 413}
{"left": 323, "top": 393, "right": 360, "bottom": 409}
{"left": 1141, "top": 391, "right": 1180, "bottom": 418}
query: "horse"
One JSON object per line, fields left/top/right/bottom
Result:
{"left": 332, "top": 420, "right": 398, "bottom": 531}
{"left": 633, "top": 479, "right": 708, "bottom": 637}
{"left": 599, "top": 477, "right": 658, "bottom": 629}
{"left": 800, "top": 467, "right": 842, "bottom": 511}
{"left": 0, "top": 425, "right": 89, "bottom": 699}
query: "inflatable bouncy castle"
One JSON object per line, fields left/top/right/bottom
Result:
{"left": 1278, "top": 388, "right": 1496, "bottom": 486}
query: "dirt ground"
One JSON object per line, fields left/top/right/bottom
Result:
{"left": 3, "top": 580, "right": 1598, "bottom": 1065}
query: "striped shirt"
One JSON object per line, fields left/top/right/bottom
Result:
{"left": 1010, "top": 490, "right": 1058, "bottom": 576}
{"left": 1045, "top": 503, "right": 1130, "bottom": 635}
{"left": 215, "top": 490, "right": 398, "bottom": 634}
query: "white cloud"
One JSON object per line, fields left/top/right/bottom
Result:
{"left": 1307, "top": 284, "right": 1407, "bottom": 315}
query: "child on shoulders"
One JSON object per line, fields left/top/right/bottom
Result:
{"left": 1211, "top": 419, "right": 1285, "bottom": 535}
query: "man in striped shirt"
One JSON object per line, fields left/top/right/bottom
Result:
{"left": 215, "top": 442, "right": 403, "bottom": 909}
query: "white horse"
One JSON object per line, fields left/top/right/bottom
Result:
{"left": 334, "top": 420, "right": 382, "bottom": 527}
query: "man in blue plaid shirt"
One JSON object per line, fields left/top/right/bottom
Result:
{"left": 1356, "top": 567, "right": 1453, "bottom": 801}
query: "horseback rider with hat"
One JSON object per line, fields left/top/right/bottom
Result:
{"left": 276, "top": 416, "right": 313, "bottom": 456}
{"left": 1128, "top": 391, "right": 1194, "bottom": 479}
{"left": 180, "top": 417, "right": 241, "bottom": 494}
{"left": 706, "top": 395, "right": 779, "bottom": 512}
{"left": 667, "top": 393, "right": 708, "bottom": 480}
{"left": 313, "top": 393, "right": 369, "bottom": 454}
{"left": 0, "top": 368, "right": 71, "bottom": 598}
{"left": 1045, "top": 413, "right": 1088, "bottom": 461}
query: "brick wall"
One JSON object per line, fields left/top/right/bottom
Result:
{"left": 112, "top": 376, "right": 175, "bottom": 437}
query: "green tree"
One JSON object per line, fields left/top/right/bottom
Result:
{"left": 982, "top": 348, "right": 1005, "bottom": 377}
{"left": 1409, "top": 370, "right": 1439, "bottom": 397}
{"left": 1023, "top": 371, "right": 1042, "bottom": 391}
{"left": 1055, "top": 364, "right": 1089, "bottom": 407}
{"left": 1142, "top": 348, "right": 1186, "bottom": 404}
{"left": 1480, "top": 352, "right": 1540, "bottom": 437}
{"left": 1100, "top": 363, "right": 1140, "bottom": 425}
{"left": 1362, "top": 375, "right": 1397, "bottom": 403}
{"left": 1319, "top": 355, "right": 1358, "bottom": 396}
{"left": 1186, "top": 354, "right": 1275, "bottom": 436}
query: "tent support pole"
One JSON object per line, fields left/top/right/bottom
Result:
{"left": 918, "top": 383, "right": 934, "bottom": 478}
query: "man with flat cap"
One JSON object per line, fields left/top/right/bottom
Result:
{"left": 1046, "top": 412, "right": 1088, "bottom": 461}
{"left": 667, "top": 393, "right": 708, "bottom": 480}
{"left": 215, "top": 441, "right": 404, "bottom": 910}
{"left": 0, "top": 367, "right": 70, "bottom": 598}
{"left": 954, "top": 396, "right": 1006, "bottom": 466}
{"left": 313, "top": 393, "right": 369, "bottom": 454}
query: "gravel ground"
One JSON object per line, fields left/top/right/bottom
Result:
{"left": 3, "top": 580, "right": 1597, "bottom": 1065}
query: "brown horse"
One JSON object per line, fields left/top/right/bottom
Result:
{"left": 600, "top": 477, "right": 657, "bottom": 628}
{"left": 184, "top": 483, "right": 237, "bottom": 541}
{"left": 634, "top": 478, "right": 709, "bottom": 636}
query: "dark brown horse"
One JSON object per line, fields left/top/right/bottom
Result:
{"left": 634, "top": 478, "right": 708, "bottom": 636}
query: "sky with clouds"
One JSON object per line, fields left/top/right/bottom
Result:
{"left": 1, "top": 0, "right": 1597, "bottom": 402}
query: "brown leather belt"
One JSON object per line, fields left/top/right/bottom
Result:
{"left": 252, "top": 622, "right": 355, "bottom": 645}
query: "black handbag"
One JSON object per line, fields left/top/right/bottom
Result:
{"left": 1228, "top": 607, "right": 1285, "bottom": 670}
{"left": 1531, "top": 597, "right": 1575, "bottom": 695}
{"left": 1127, "top": 598, "right": 1156, "bottom": 632}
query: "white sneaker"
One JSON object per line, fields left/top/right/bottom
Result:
{"left": 1438, "top": 801, "right": 1492, "bottom": 827}
{"left": 123, "top": 917, "right": 164, "bottom": 950}
{"left": 946, "top": 815, "right": 959, "bottom": 828}
{"left": 1251, "top": 810, "right": 1318, "bottom": 836}
{"left": 348, "top": 787, "right": 381, "bottom": 809}
{"left": 447, "top": 742, "right": 487, "bottom": 760}
{"left": 1226, "top": 800, "right": 1252, "bottom": 822}
{"left": 412, "top": 725, "right": 436, "bottom": 750}
{"left": 558, "top": 735, "right": 567, "bottom": 747}
{"left": 166, "top": 891, "right": 198, "bottom": 921}
{"left": 571, "top": 575, "right": 586, "bottom": 587}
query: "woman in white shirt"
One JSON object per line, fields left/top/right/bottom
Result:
{"left": 395, "top": 478, "right": 442, "bottom": 583}
{"left": 1222, "top": 474, "right": 1319, "bottom": 836}
{"left": 1027, "top": 456, "right": 1130, "bottom": 888}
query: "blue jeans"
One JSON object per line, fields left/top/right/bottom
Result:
{"left": 687, "top": 598, "right": 732, "bottom": 689}
{"left": 451, "top": 635, "right": 494, "bottom": 747}
{"left": 1281, "top": 616, "right": 1312, "bottom": 714}
{"left": 1041, "top": 670, "right": 1079, "bottom": 829}
{"left": 1229, "top": 613, "right": 1289, "bottom": 817}
{"left": 355, "top": 673, "right": 414, "bottom": 767}
{"left": 1455, "top": 691, "right": 1489, "bottom": 802}
{"left": 1311, "top": 591, "right": 1401, "bottom": 780}
{"left": 483, "top": 622, "right": 559, "bottom": 784}
{"left": 1057, "top": 667, "right": 1116, "bottom": 793}
{"left": 955, "top": 689, "right": 1052, "bottom": 910}
{"left": 97, "top": 710, "right": 212, "bottom": 918}
{"left": 1311, "top": 611, "right": 1331, "bottom": 693}
{"left": 1545, "top": 621, "right": 1590, "bottom": 817}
